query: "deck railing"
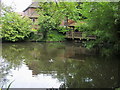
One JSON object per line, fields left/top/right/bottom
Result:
{"left": 66, "top": 31, "right": 96, "bottom": 40}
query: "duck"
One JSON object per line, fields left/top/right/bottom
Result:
{"left": 49, "top": 59, "right": 54, "bottom": 63}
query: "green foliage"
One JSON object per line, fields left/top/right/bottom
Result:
{"left": 37, "top": 2, "right": 82, "bottom": 41}
{"left": 80, "top": 2, "right": 120, "bottom": 52}
{"left": 31, "top": 28, "right": 37, "bottom": 32}
{"left": 58, "top": 26, "right": 70, "bottom": 33}
{"left": 38, "top": 14, "right": 57, "bottom": 39}
{"left": 0, "top": 3, "right": 14, "bottom": 16}
{"left": 38, "top": 2, "right": 60, "bottom": 40}
{"left": 47, "top": 31, "right": 65, "bottom": 41}
{"left": 1, "top": 12, "right": 31, "bottom": 42}
{"left": 76, "top": 22, "right": 90, "bottom": 32}
{"left": 58, "top": 2, "right": 82, "bottom": 21}
{"left": 29, "top": 32, "right": 43, "bottom": 41}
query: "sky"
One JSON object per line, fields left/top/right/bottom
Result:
{"left": 1, "top": 0, "right": 32, "bottom": 12}
{"left": 1, "top": 0, "right": 119, "bottom": 12}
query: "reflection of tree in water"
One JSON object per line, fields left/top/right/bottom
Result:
{"left": 1, "top": 43, "right": 26, "bottom": 87}
{"left": 25, "top": 43, "right": 120, "bottom": 88}
{"left": 59, "top": 57, "right": 119, "bottom": 88}
{"left": 2, "top": 44, "right": 25, "bottom": 68}
{"left": 1, "top": 42, "right": 120, "bottom": 88}
{"left": 0, "top": 57, "right": 12, "bottom": 87}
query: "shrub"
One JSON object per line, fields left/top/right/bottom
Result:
{"left": 1, "top": 12, "right": 31, "bottom": 42}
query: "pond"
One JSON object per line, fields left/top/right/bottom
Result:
{"left": 0, "top": 42, "right": 120, "bottom": 88}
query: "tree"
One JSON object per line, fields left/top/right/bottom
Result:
{"left": 1, "top": 12, "right": 31, "bottom": 42}
{"left": 37, "top": 2, "right": 82, "bottom": 41}
{"left": 38, "top": 2, "right": 63, "bottom": 41}
{"left": 80, "top": 2, "right": 120, "bottom": 54}
{"left": 0, "top": 3, "right": 32, "bottom": 42}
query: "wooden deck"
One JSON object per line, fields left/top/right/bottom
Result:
{"left": 66, "top": 31, "right": 96, "bottom": 40}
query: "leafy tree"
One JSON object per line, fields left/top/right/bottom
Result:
{"left": 0, "top": 3, "right": 14, "bottom": 16}
{"left": 38, "top": 2, "right": 63, "bottom": 40}
{"left": 57, "top": 2, "right": 82, "bottom": 21}
{"left": 80, "top": 2, "right": 120, "bottom": 54}
{"left": 0, "top": 4, "right": 32, "bottom": 42}
{"left": 1, "top": 12, "right": 31, "bottom": 42}
{"left": 37, "top": 2, "right": 82, "bottom": 41}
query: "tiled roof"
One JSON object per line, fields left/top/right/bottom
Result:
{"left": 60, "top": 19, "right": 76, "bottom": 26}
{"left": 60, "top": 19, "right": 85, "bottom": 27}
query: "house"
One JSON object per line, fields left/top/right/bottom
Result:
{"left": 61, "top": 19, "right": 96, "bottom": 40}
{"left": 23, "top": 1, "right": 96, "bottom": 40}
{"left": 23, "top": 2, "right": 78, "bottom": 28}
{"left": 23, "top": 2, "right": 39, "bottom": 23}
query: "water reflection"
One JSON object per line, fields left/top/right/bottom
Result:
{"left": 1, "top": 42, "right": 120, "bottom": 88}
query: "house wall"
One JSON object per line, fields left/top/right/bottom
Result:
{"left": 30, "top": 8, "right": 37, "bottom": 16}
{"left": 24, "top": 9, "right": 29, "bottom": 16}
{"left": 24, "top": 8, "right": 36, "bottom": 17}
{"left": 24, "top": 7, "right": 39, "bottom": 24}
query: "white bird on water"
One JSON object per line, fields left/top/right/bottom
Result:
{"left": 49, "top": 59, "right": 54, "bottom": 63}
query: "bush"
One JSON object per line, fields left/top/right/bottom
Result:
{"left": 1, "top": 12, "right": 31, "bottom": 42}
{"left": 47, "top": 31, "right": 65, "bottom": 41}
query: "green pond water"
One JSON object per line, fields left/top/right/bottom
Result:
{"left": 0, "top": 42, "right": 120, "bottom": 88}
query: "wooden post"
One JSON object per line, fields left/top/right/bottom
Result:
{"left": 72, "top": 26, "right": 74, "bottom": 40}
{"left": 66, "top": 16, "right": 68, "bottom": 35}
{"left": 72, "top": 30, "right": 73, "bottom": 39}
